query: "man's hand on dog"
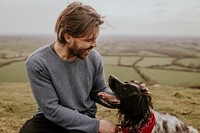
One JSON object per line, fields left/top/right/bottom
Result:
{"left": 99, "top": 120, "right": 121, "bottom": 133}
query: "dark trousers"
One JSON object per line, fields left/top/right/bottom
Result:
{"left": 19, "top": 114, "right": 85, "bottom": 133}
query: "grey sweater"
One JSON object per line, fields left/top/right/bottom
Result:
{"left": 26, "top": 43, "right": 109, "bottom": 132}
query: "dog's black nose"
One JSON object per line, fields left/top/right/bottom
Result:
{"left": 109, "top": 75, "right": 114, "bottom": 78}
{"left": 109, "top": 75, "right": 115, "bottom": 79}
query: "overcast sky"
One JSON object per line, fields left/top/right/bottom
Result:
{"left": 0, "top": 0, "right": 200, "bottom": 37}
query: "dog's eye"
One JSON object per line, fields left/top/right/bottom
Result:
{"left": 123, "top": 85, "right": 129, "bottom": 90}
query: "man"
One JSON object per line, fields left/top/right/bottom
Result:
{"left": 19, "top": 1, "right": 120, "bottom": 133}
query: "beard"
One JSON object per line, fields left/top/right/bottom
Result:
{"left": 68, "top": 41, "right": 93, "bottom": 60}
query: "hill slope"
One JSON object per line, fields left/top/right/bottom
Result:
{"left": 0, "top": 83, "right": 199, "bottom": 133}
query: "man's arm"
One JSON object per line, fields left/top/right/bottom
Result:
{"left": 26, "top": 61, "right": 99, "bottom": 132}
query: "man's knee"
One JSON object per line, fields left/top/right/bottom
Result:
{"left": 19, "top": 115, "right": 55, "bottom": 133}
{"left": 19, "top": 119, "right": 35, "bottom": 133}
{"left": 19, "top": 115, "right": 86, "bottom": 133}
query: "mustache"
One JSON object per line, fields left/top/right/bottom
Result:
{"left": 85, "top": 46, "right": 94, "bottom": 51}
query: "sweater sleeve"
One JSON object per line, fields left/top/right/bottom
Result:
{"left": 26, "top": 60, "right": 99, "bottom": 133}
{"left": 89, "top": 51, "right": 115, "bottom": 108}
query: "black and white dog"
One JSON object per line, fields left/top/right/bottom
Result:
{"left": 103, "top": 75, "right": 198, "bottom": 133}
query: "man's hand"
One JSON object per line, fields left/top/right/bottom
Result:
{"left": 99, "top": 120, "right": 121, "bottom": 133}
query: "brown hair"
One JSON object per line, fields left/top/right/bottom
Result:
{"left": 55, "top": 2, "right": 104, "bottom": 44}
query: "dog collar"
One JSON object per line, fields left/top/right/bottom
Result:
{"left": 122, "top": 112, "right": 156, "bottom": 133}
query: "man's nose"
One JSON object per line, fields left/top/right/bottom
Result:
{"left": 91, "top": 40, "right": 97, "bottom": 47}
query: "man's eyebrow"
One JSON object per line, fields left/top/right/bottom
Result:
{"left": 86, "top": 29, "right": 99, "bottom": 40}
{"left": 85, "top": 35, "right": 97, "bottom": 41}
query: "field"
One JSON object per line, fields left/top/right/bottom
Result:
{"left": 0, "top": 35, "right": 200, "bottom": 132}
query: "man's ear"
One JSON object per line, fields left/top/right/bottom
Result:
{"left": 64, "top": 33, "right": 73, "bottom": 44}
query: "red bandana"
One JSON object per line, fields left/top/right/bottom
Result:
{"left": 122, "top": 112, "right": 156, "bottom": 133}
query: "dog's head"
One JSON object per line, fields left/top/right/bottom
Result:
{"left": 108, "top": 75, "right": 153, "bottom": 128}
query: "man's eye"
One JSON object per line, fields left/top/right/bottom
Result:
{"left": 87, "top": 40, "right": 93, "bottom": 43}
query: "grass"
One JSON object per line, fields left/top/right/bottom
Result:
{"left": 179, "top": 58, "right": 200, "bottom": 67}
{"left": 140, "top": 68, "right": 200, "bottom": 86}
{"left": 102, "top": 56, "right": 119, "bottom": 65}
{"left": 120, "top": 56, "right": 141, "bottom": 66}
{"left": 138, "top": 50, "right": 167, "bottom": 57}
{"left": 136, "top": 57, "right": 175, "bottom": 67}
{"left": 0, "top": 83, "right": 36, "bottom": 133}
{"left": 0, "top": 61, "right": 28, "bottom": 82}
{"left": 164, "top": 65, "right": 196, "bottom": 71}
{"left": 104, "top": 65, "right": 144, "bottom": 82}
{"left": 0, "top": 83, "right": 200, "bottom": 133}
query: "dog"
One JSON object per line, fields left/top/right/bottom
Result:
{"left": 103, "top": 75, "right": 199, "bottom": 133}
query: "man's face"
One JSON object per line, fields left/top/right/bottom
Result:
{"left": 68, "top": 29, "right": 99, "bottom": 60}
